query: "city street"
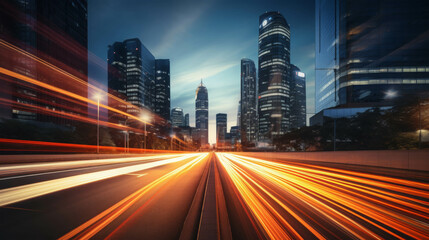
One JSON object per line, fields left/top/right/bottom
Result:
{"left": 1, "top": 153, "right": 428, "bottom": 239}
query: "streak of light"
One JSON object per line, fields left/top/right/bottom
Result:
{"left": 0, "top": 138, "right": 184, "bottom": 154}
{"left": 0, "top": 154, "right": 180, "bottom": 178}
{"left": 0, "top": 153, "right": 202, "bottom": 207}
{"left": 217, "top": 153, "right": 429, "bottom": 239}
{"left": 59, "top": 153, "right": 209, "bottom": 240}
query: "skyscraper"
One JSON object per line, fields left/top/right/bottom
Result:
{"left": 216, "top": 113, "right": 227, "bottom": 146}
{"left": 0, "top": 0, "right": 88, "bottom": 123}
{"left": 124, "top": 38, "right": 155, "bottom": 114}
{"left": 108, "top": 38, "right": 172, "bottom": 123}
{"left": 195, "top": 80, "right": 208, "bottom": 146}
{"left": 184, "top": 113, "right": 189, "bottom": 127}
{"left": 171, "top": 107, "right": 184, "bottom": 127}
{"left": 154, "top": 59, "right": 170, "bottom": 121}
{"left": 290, "top": 64, "right": 306, "bottom": 129}
{"left": 240, "top": 58, "right": 258, "bottom": 146}
{"left": 314, "top": 0, "right": 429, "bottom": 117}
{"left": 107, "top": 42, "right": 127, "bottom": 123}
{"left": 258, "top": 11, "right": 291, "bottom": 144}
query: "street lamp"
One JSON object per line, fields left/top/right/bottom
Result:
{"left": 139, "top": 113, "right": 151, "bottom": 152}
{"left": 94, "top": 94, "right": 101, "bottom": 154}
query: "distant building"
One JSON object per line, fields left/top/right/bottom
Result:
{"left": 230, "top": 126, "right": 239, "bottom": 145}
{"left": 171, "top": 107, "right": 184, "bottom": 127}
{"left": 240, "top": 58, "right": 258, "bottom": 146}
{"left": 0, "top": 0, "right": 88, "bottom": 123}
{"left": 290, "top": 64, "right": 306, "bottom": 129}
{"left": 154, "top": 59, "right": 170, "bottom": 121}
{"left": 184, "top": 113, "right": 189, "bottom": 127}
{"left": 313, "top": 0, "right": 429, "bottom": 124}
{"left": 216, "top": 113, "right": 227, "bottom": 146}
{"left": 258, "top": 11, "right": 291, "bottom": 144}
{"left": 195, "top": 80, "right": 209, "bottom": 146}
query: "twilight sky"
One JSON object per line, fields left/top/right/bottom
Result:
{"left": 88, "top": 0, "right": 315, "bottom": 144}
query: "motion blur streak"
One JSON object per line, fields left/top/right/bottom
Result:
{"left": 0, "top": 154, "right": 182, "bottom": 175}
{"left": 217, "top": 153, "right": 429, "bottom": 239}
{"left": 59, "top": 153, "right": 209, "bottom": 240}
{"left": 0, "top": 153, "right": 202, "bottom": 207}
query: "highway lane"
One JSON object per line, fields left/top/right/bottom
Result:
{"left": 0, "top": 153, "right": 210, "bottom": 239}
{"left": 216, "top": 153, "right": 429, "bottom": 240}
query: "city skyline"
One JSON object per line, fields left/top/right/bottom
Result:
{"left": 88, "top": 0, "right": 315, "bottom": 144}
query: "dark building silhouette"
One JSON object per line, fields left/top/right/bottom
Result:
{"left": 155, "top": 59, "right": 170, "bottom": 121}
{"left": 216, "top": 113, "right": 227, "bottom": 146}
{"left": 195, "top": 80, "right": 208, "bottom": 146}
{"left": 258, "top": 11, "right": 291, "bottom": 145}
{"left": 0, "top": 0, "right": 88, "bottom": 123}
{"left": 107, "top": 42, "right": 127, "bottom": 123}
{"left": 184, "top": 113, "right": 189, "bottom": 127}
{"left": 290, "top": 64, "right": 306, "bottom": 129}
{"left": 240, "top": 58, "right": 258, "bottom": 146}
{"left": 314, "top": 0, "right": 429, "bottom": 121}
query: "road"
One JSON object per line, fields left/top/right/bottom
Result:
{"left": 0, "top": 152, "right": 428, "bottom": 239}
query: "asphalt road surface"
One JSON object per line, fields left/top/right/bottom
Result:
{"left": 0, "top": 152, "right": 428, "bottom": 239}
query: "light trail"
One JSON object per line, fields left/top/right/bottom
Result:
{"left": 0, "top": 153, "right": 202, "bottom": 207}
{"left": 59, "top": 153, "right": 209, "bottom": 240}
{"left": 217, "top": 153, "right": 429, "bottom": 239}
{"left": 0, "top": 154, "right": 181, "bottom": 176}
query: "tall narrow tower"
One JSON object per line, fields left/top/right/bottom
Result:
{"left": 195, "top": 80, "right": 209, "bottom": 146}
{"left": 258, "top": 11, "right": 291, "bottom": 144}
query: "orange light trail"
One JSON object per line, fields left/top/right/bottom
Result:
{"left": 58, "top": 153, "right": 209, "bottom": 240}
{"left": 217, "top": 153, "right": 429, "bottom": 239}
{"left": 0, "top": 153, "right": 205, "bottom": 207}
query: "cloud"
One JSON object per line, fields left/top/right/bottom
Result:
{"left": 152, "top": 2, "right": 210, "bottom": 56}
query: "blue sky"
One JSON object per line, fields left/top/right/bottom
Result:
{"left": 88, "top": 0, "right": 315, "bottom": 144}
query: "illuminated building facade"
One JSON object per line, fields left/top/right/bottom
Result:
{"left": 290, "top": 64, "right": 306, "bottom": 129}
{"left": 216, "top": 113, "right": 227, "bottom": 146}
{"left": 258, "top": 11, "right": 291, "bottom": 144}
{"left": 314, "top": 0, "right": 429, "bottom": 116}
{"left": 154, "top": 59, "right": 170, "bottom": 121}
{"left": 195, "top": 80, "right": 208, "bottom": 146}
{"left": 0, "top": 0, "right": 88, "bottom": 123}
{"left": 240, "top": 58, "right": 258, "bottom": 146}
{"left": 171, "top": 107, "right": 184, "bottom": 127}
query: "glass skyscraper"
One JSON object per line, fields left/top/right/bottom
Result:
{"left": 171, "top": 107, "right": 184, "bottom": 127}
{"left": 124, "top": 38, "right": 155, "bottom": 114}
{"left": 315, "top": 0, "right": 429, "bottom": 115}
{"left": 0, "top": 0, "right": 88, "bottom": 124}
{"left": 155, "top": 59, "right": 170, "bottom": 121}
{"left": 240, "top": 58, "right": 258, "bottom": 146}
{"left": 195, "top": 80, "right": 208, "bottom": 146}
{"left": 258, "top": 11, "right": 291, "bottom": 144}
{"left": 216, "top": 113, "right": 227, "bottom": 146}
{"left": 290, "top": 64, "right": 306, "bottom": 129}
{"left": 108, "top": 38, "right": 171, "bottom": 123}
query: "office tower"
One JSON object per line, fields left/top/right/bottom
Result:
{"left": 124, "top": 38, "right": 155, "bottom": 114}
{"left": 171, "top": 107, "right": 184, "bottom": 127}
{"left": 0, "top": 0, "right": 88, "bottom": 123}
{"left": 240, "top": 58, "right": 258, "bottom": 146}
{"left": 230, "top": 126, "right": 239, "bottom": 145}
{"left": 107, "top": 42, "right": 127, "bottom": 123}
{"left": 314, "top": 0, "right": 429, "bottom": 117}
{"left": 195, "top": 80, "right": 208, "bottom": 146}
{"left": 290, "top": 64, "right": 306, "bottom": 129}
{"left": 216, "top": 113, "right": 227, "bottom": 146}
{"left": 107, "top": 38, "right": 161, "bottom": 119}
{"left": 184, "top": 113, "right": 189, "bottom": 127}
{"left": 154, "top": 59, "right": 170, "bottom": 121}
{"left": 258, "top": 11, "right": 291, "bottom": 144}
